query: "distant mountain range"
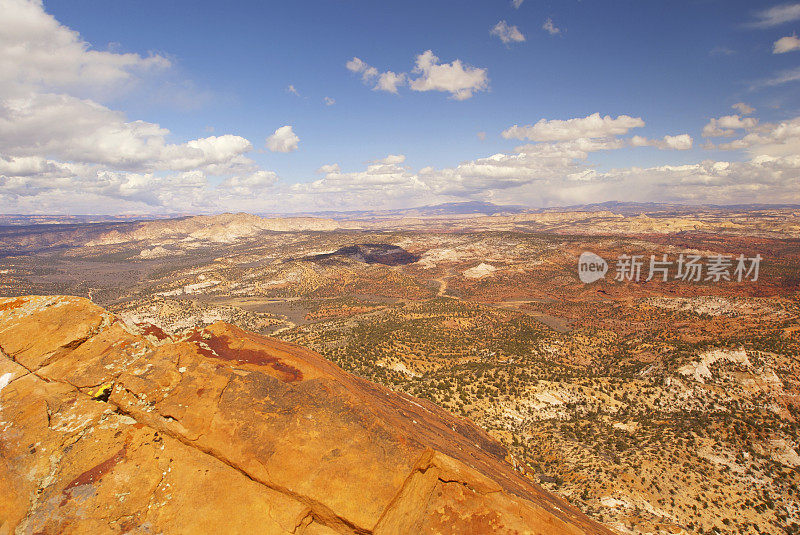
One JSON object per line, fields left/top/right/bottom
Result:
{"left": 262, "top": 200, "right": 528, "bottom": 220}
{"left": 544, "top": 200, "right": 800, "bottom": 216}
{"left": 264, "top": 200, "right": 800, "bottom": 220}
{"left": 2, "top": 200, "right": 798, "bottom": 229}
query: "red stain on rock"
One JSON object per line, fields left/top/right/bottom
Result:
{"left": 186, "top": 330, "right": 303, "bottom": 383}
{"left": 0, "top": 298, "right": 28, "bottom": 312}
{"left": 60, "top": 446, "right": 127, "bottom": 504}
{"left": 136, "top": 322, "right": 169, "bottom": 341}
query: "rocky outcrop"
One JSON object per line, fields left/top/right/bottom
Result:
{"left": 0, "top": 296, "right": 612, "bottom": 534}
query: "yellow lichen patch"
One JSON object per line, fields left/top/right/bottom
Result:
{"left": 91, "top": 384, "right": 113, "bottom": 402}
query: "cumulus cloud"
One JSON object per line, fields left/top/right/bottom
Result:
{"left": 0, "top": 92, "right": 256, "bottom": 173}
{"left": 542, "top": 157, "right": 800, "bottom": 207}
{"left": 219, "top": 170, "right": 278, "bottom": 196}
{"left": 511, "top": 0, "right": 524, "bottom": 8}
{"left": 277, "top": 107, "right": 800, "bottom": 211}
{"left": 749, "top": 3, "right": 800, "bottom": 28}
{"left": 346, "top": 57, "right": 405, "bottom": 94}
{"left": 542, "top": 18, "right": 561, "bottom": 36}
{"left": 374, "top": 71, "right": 406, "bottom": 94}
{"left": 714, "top": 115, "right": 800, "bottom": 157}
{"left": 346, "top": 57, "right": 378, "bottom": 81}
{"left": 372, "top": 154, "right": 406, "bottom": 165}
{"left": 629, "top": 134, "right": 693, "bottom": 150}
{"left": 408, "top": 50, "right": 489, "bottom": 100}
{"left": 324, "top": 96, "right": 335, "bottom": 106}
{"left": 346, "top": 51, "right": 488, "bottom": 100}
{"left": 316, "top": 163, "right": 340, "bottom": 174}
{"left": 291, "top": 113, "right": 800, "bottom": 210}
{"left": 294, "top": 154, "right": 426, "bottom": 198}
{"left": 194, "top": 111, "right": 800, "bottom": 210}
{"left": 0, "top": 0, "right": 280, "bottom": 213}
{"left": 732, "top": 102, "right": 755, "bottom": 115}
{"left": 702, "top": 115, "right": 759, "bottom": 137}
{"left": 502, "top": 113, "right": 644, "bottom": 142}
{"left": 491, "top": 21, "right": 525, "bottom": 44}
{"left": 774, "top": 34, "right": 800, "bottom": 53}
{"left": 265, "top": 125, "right": 299, "bottom": 153}
{"left": 0, "top": 0, "right": 170, "bottom": 99}
{"left": 658, "top": 134, "right": 693, "bottom": 150}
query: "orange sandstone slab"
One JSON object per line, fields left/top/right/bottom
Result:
{"left": 0, "top": 295, "right": 613, "bottom": 535}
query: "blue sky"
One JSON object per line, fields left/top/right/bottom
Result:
{"left": 1, "top": 0, "right": 800, "bottom": 213}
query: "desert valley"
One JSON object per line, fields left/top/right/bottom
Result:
{"left": 1, "top": 203, "right": 798, "bottom": 534}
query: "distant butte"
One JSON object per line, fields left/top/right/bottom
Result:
{"left": 303, "top": 243, "right": 420, "bottom": 266}
{"left": 0, "top": 295, "right": 611, "bottom": 534}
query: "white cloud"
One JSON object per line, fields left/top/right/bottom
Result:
{"left": 0, "top": 0, "right": 280, "bottom": 213}
{"left": 629, "top": 134, "right": 693, "bottom": 150}
{"left": 273, "top": 108, "right": 800, "bottom": 211}
{"left": 219, "top": 170, "right": 278, "bottom": 196}
{"left": 754, "top": 66, "right": 800, "bottom": 89}
{"left": 660, "top": 134, "right": 693, "bottom": 150}
{"left": 296, "top": 122, "right": 800, "bottom": 209}
{"left": 346, "top": 57, "right": 378, "bottom": 81}
{"left": 732, "top": 102, "right": 755, "bottom": 115}
{"left": 702, "top": 115, "right": 758, "bottom": 137}
{"left": 750, "top": 66, "right": 800, "bottom": 90}
{"left": 0, "top": 156, "right": 213, "bottom": 209}
{"left": 750, "top": 3, "right": 800, "bottom": 28}
{"left": 293, "top": 155, "right": 425, "bottom": 198}
{"left": 511, "top": 0, "right": 524, "bottom": 8}
{"left": 0, "top": 0, "right": 170, "bottom": 99}
{"left": 408, "top": 50, "right": 489, "bottom": 100}
{"left": 324, "top": 96, "right": 335, "bottom": 106}
{"left": 491, "top": 21, "right": 525, "bottom": 44}
{"left": 420, "top": 140, "right": 613, "bottom": 195}
{"left": 346, "top": 57, "right": 404, "bottom": 94}
{"left": 774, "top": 34, "right": 800, "bottom": 53}
{"left": 502, "top": 113, "right": 644, "bottom": 142}
{"left": 265, "top": 125, "right": 299, "bottom": 153}
{"left": 542, "top": 18, "right": 561, "bottom": 36}
{"left": 374, "top": 71, "right": 406, "bottom": 94}
{"left": 372, "top": 154, "right": 406, "bottom": 165}
{"left": 346, "top": 51, "right": 488, "bottom": 101}
{"left": 316, "top": 163, "right": 340, "bottom": 174}
{"left": 715, "top": 115, "right": 800, "bottom": 157}
{"left": 567, "top": 157, "right": 800, "bottom": 206}
{"left": 0, "top": 92, "right": 255, "bottom": 172}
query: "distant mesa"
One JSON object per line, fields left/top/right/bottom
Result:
{"left": 303, "top": 243, "right": 420, "bottom": 266}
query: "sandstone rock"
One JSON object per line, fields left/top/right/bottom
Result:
{"left": 0, "top": 295, "right": 612, "bottom": 534}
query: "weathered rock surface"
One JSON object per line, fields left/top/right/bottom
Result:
{"left": 0, "top": 296, "right": 613, "bottom": 535}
